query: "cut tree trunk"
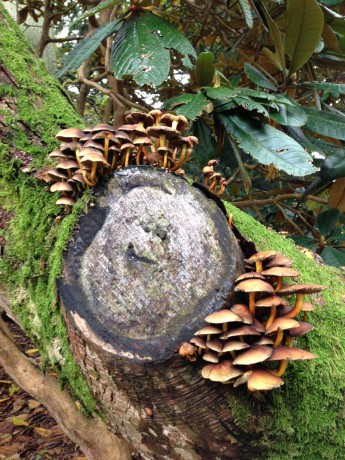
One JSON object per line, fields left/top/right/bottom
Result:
{"left": 58, "top": 168, "right": 258, "bottom": 459}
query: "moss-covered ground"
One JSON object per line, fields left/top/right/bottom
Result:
{"left": 1, "top": 4, "right": 345, "bottom": 458}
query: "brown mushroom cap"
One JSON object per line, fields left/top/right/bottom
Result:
{"left": 47, "top": 169, "right": 69, "bottom": 181}
{"left": 268, "top": 346, "right": 316, "bottom": 361}
{"left": 147, "top": 125, "right": 180, "bottom": 139}
{"left": 80, "top": 150, "right": 109, "bottom": 166}
{"left": 278, "top": 283, "right": 326, "bottom": 296}
{"left": 233, "top": 345, "right": 273, "bottom": 366}
{"left": 161, "top": 113, "right": 189, "bottom": 131}
{"left": 56, "top": 128, "right": 84, "bottom": 142}
{"left": 230, "top": 304, "right": 253, "bottom": 324}
{"left": 222, "top": 341, "right": 250, "bottom": 353}
{"left": 50, "top": 181, "right": 74, "bottom": 193}
{"left": 189, "top": 337, "right": 206, "bottom": 349}
{"left": 56, "top": 196, "right": 76, "bottom": 206}
{"left": 125, "top": 112, "right": 154, "bottom": 127}
{"left": 220, "top": 325, "right": 261, "bottom": 340}
{"left": 289, "top": 321, "right": 314, "bottom": 336}
{"left": 194, "top": 326, "right": 222, "bottom": 336}
{"left": 265, "top": 255, "right": 293, "bottom": 268}
{"left": 115, "top": 131, "right": 131, "bottom": 142}
{"left": 202, "top": 165, "right": 214, "bottom": 176}
{"left": 84, "top": 140, "right": 105, "bottom": 151}
{"left": 92, "top": 123, "right": 116, "bottom": 133}
{"left": 255, "top": 295, "right": 286, "bottom": 308}
{"left": 178, "top": 342, "right": 196, "bottom": 357}
{"left": 261, "top": 267, "right": 300, "bottom": 278}
{"left": 203, "top": 351, "right": 220, "bottom": 363}
{"left": 205, "top": 310, "right": 243, "bottom": 324}
{"left": 234, "top": 279, "right": 274, "bottom": 294}
{"left": 254, "top": 337, "right": 274, "bottom": 346}
{"left": 252, "top": 318, "right": 266, "bottom": 333}
{"left": 56, "top": 160, "right": 79, "bottom": 171}
{"left": 245, "top": 250, "right": 278, "bottom": 264}
{"left": 235, "top": 272, "right": 266, "bottom": 283}
{"left": 61, "top": 141, "right": 82, "bottom": 152}
{"left": 206, "top": 339, "right": 223, "bottom": 353}
{"left": 266, "top": 317, "right": 300, "bottom": 334}
{"left": 133, "top": 136, "right": 152, "bottom": 146}
{"left": 201, "top": 360, "right": 243, "bottom": 382}
{"left": 247, "top": 369, "right": 284, "bottom": 391}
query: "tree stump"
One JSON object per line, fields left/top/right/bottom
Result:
{"left": 59, "top": 168, "right": 257, "bottom": 459}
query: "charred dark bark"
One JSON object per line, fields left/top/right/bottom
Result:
{"left": 58, "top": 168, "right": 261, "bottom": 459}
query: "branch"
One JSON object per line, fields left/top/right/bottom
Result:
{"left": 0, "top": 314, "right": 131, "bottom": 460}
{"left": 232, "top": 193, "right": 328, "bottom": 207}
{"left": 46, "top": 36, "right": 85, "bottom": 43}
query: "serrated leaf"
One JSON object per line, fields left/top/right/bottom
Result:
{"left": 196, "top": 51, "right": 215, "bottom": 87}
{"left": 73, "top": 0, "right": 123, "bottom": 25}
{"left": 285, "top": 0, "right": 324, "bottom": 76}
{"left": 164, "top": 93, "right": 194, "bottom": 110}
{"left": 321, "top": 246, "right": 345, "bottom": 268}
{"left": 244, "top": 63, "right": 277, "bottom": 90}
{"left": 173, "top": 93, "right": 210, "bottom": 120}
{"left": 233, "top": 96, "right": 269, "bottom": 117}
{"left": 56, "top": 19, "right": 122, "bottom": 78}
{"left": 205, "top": 86, "right": 239, "bottom": 99}
{"left": 329, "top": 178, "right": 345, "bottom": 212}
{"left": 317, "top": 208, "right": 339, "bottom": 236}
{"left": 304, "top": 107, "right": 345, "bottom": 141}
{"left": 303, "top": 81, "right": 345, "bottom": 94}
{"left": 143, "top": 13, "right": 196, "bottom": 68}
{"left": 111, "top": 17, "right": 169, "bottom": 86}
{"left": 270, "top": 103, "right": 308, "bottom": 127}
{"left": 218, "top": 112, "right": 318, "bottom": 176}
{"left": 111, "top": 13, "right": 196, "bottom": 86}
{"left": 238, "top": 0, "right": 253, "bottom": 29}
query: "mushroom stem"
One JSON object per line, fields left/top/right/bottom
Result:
{"left": 104, "top": 137, "right": 109, "bottom": 163}
{"left": 222, "top": 323, "right": 228, "bottom": 333}
{"left": 90, "top": 162, "right": 98, "bottom": 186}
{"left": 270, "top": 359, "right": 289, "bottom": 377}
{"left": 265, "top": 306, "right": 277, "bottom": 329}
{"left": 248, "top": 292, "right": 256, "bottom": 316}
{"left": 255, "top": 260, "right": 263, "bottom": 273}
{"left": 283, "top": 293, "right": 305, "bottom": 319}
{"left": 273, "top": 328, "right": 283, "bottom": 348}
{"left": 124, "top": 148, "right": 131, "bottom": 167}
{"left": 274, "top": 277, "right": 283, "bottom": 293}
{"left": 81, "top": 170, "right": 94, "bottom": 187}
{"left": 159, "top": 134, "right": 166, "bottom": 149}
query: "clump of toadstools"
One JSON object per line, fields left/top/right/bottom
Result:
{"left": 46, "top": 111, "right": 198, "bottom": 208}
{"left": 202, "top": 159, "right": 227, "bottom": 196}
{"left": 179, "top": 250, "right": 326, "bottom": 391}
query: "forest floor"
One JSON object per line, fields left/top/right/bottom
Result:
{"left": 0, "top": 316, "right": 85, "bottom": 460}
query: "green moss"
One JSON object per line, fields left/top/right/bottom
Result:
{"left": 225, "top": 202, "right": 345, "bottom": 459}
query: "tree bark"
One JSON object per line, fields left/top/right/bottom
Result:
{"left": 59, "top": 167, "right": 252, "bottom": 459}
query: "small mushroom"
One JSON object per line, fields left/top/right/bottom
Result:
{"left": 261, "top": 267, "right": 300, "bottom": 293}
{"left": 279, "top": 284, "right": 326, "bottom": 319}
{"left": 201, "top": 360, "right": 243, "bottom": 382}
{"left": 230, "top": 304, "right": 253, "bottom": 324}
{"left": 220, "top": 325, "right": 261, "bottom": 340}
{"left": 234, "top": 279, "right": 274, "bottom": 316}
{"left": 255, "top": 295, "right": 286, "bottom": 329}
{"left": 268, "top": 346, "right": 316, "bottom": 377}
{"left": 204, "top": 309, "right": 243, "bottom": 332}
{"left": 194, "top": 325, "right": 222, "bottom": 342}
{"left": 247, "top": 369, "right": 284, "bottom": 391}
{"left": 266, "top": 317, "right": 300, "bottom": 347}
{"left": 245, "top": 251, "right": 278, "bottom": 273}
{"left": 178, "top": 342, "right": 196, "bottom": 362}
{"left": 203, "top": 351, "right": 220, "bottom": 363}
{"left": 233, "top": 345, "right": 273, "bottom": 366}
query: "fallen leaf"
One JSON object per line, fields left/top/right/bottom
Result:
{"left": 35, "top": 427, "right": 54, "bottom": 438}
{"left": 11, "top": 416, "right": 29, "bottom": 427}
{"left": 25, "top": 348, "right": 39, "bottom": 355}
{"left": 28, "top": 399, "right": 41, "bottom": 409}
{"left": 0, "top": 434, "right": 12, "bottom": 446}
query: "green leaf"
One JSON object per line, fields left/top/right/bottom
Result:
{"left": 164, "top": 94, "right": 195, "bottom": 110}
{"left": 317, "top": 209, "right": 340, "bottom": 236}
{"left": 258, "top": 3, "right": 285, "bottom": 71}
{"left": 238, "top": 0, "right": 253, "bottom": 29}
{"left": 192, "top": 118, "right": 217, "bottom": 165}
{"left": 288, "top": 235, "right": 317, "bottom": 250}
{"left": 73, "top": 0, "right": 123, "bottom": 25}
{"left": 285, "top": 0, "right": 324, "bottom": 76}
{"left": 111, "top": 13, "right": 196, "bottom": 86}
{"left": 319, "top": 0, "right": 343, "bottom": 6}
{"left": 205, "top": 86, "right": 239, "bottom": 99}
{"left": 270, "top": 103, "right": 308, "bottom": 127}
{"left": 232, "top": 96, "right": 269, "bottom": 117}
{"left": 56, "top": 19, "right": 122, "bottom": 78}
{"left": 304, "top": 107, "right": 345, "bottom": 141}
{"left": 244, "top": 63, "right": 278, "bottom": 90}
{"left": 321, "top": 246, "right": 345, "bottom": 268}
{"left": 144, "top": 13, "right": 196, "bottom": 68}
{"left": 195, "top": 51, "right": 215, "bottom": 87}
{"left": 218, "top": 112, "right": 318, "bottom": 176}
{"left": 172, "top": 93, "right": 210, "bottom": 120}
{"left": 303, "top": 81, "right": 345, "bottom": 94}
{"left": 319, "top": 150, "right": 345, "bottom": 181}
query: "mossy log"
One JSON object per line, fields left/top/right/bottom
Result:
{"left": 1, "top": 5, "right": 345, "bottom": 460}
{"left": 59, "top": 167, "right": 252, "bottom": 459}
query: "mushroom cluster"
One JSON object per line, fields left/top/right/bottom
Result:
{"left": 46, "top": 111, "right": 198, "bottom": 207}
{"left": 202, "top": 159, "right": 226, "bottom": 196}
{"left": 179, "top": 250, "right": 326, "bottom": 391}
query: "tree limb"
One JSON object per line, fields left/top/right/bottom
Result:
{"left": 0, "top": 315, "right": 131, "bottom": 460}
